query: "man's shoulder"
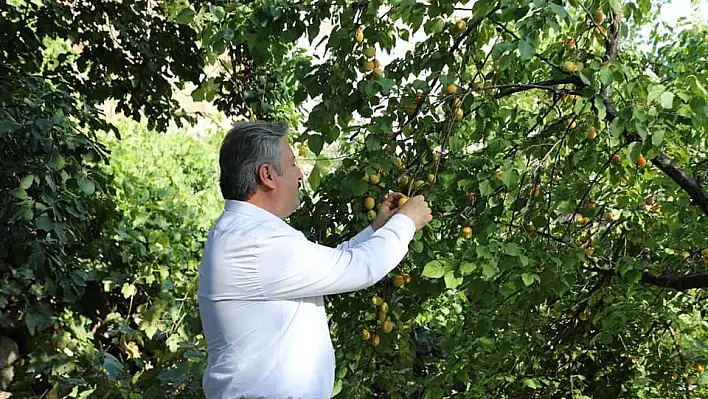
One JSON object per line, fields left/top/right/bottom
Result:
{"left": 214, "top": 212, "right": 304, "bottom": 239}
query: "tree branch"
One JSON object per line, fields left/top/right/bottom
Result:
{"left": 492, "top": 76, "right": 586, "bottom": 98}
{"left": 641, "top": 271, "right": 708, "bottom": 291}
{"left": 595, "top": 13, "right": 708, "bottom": 216}
{"left": 584, "top": 267, "right": 708, "bottom": 291}
{"left": 651, "top": 154, "right": 708, "bottom": 215}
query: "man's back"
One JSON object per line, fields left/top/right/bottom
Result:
{"left": 198, "top": 201, "right": 336, "bottom": 398}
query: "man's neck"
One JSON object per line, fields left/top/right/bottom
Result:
{"left": 244, "top": 193, "right": 285, "bottom": 220}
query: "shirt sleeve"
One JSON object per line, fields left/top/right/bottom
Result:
{"left": 335, "top": 225, "right": 375, "bottom": 251}
{"left": 258, "top": 214, "right": 416, "bottom": 299}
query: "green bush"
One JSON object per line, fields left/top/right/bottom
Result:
{"left": 2, "top": 97, "right": 223, "bottom": 396}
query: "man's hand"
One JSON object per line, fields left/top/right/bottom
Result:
{"left": 396, "top": 195, "right": 432, "bottom": 231}
{"left": 371, "top": 192, "right": 407, "bottom": 231}
{"left": 371, "top": 193, "right": 432, "bottom": 232}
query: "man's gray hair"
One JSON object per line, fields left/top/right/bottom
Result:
{"left": 219, "top": 121, "right": 288, "bottom": 201}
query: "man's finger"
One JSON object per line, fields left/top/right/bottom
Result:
{"left": 382, "top": 192, "right": 405, "bottom": 208}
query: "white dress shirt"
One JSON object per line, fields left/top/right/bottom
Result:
{"left": 197, "top": 200, "right": 417, "bottom": 399}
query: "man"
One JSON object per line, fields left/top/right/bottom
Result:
{"left": 197, "top": 121, "right": 432, "bottom": 398}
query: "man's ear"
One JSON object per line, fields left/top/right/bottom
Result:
{"left": 257, "top": 164, "right": 277, "bottom": 190}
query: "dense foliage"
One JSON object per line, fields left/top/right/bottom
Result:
{"left": 2, "top": 0, "right": 708, "bottom": 398}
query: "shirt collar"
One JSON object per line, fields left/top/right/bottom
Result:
{"left": 224, "top": 200, "right": 285, "bottom": 224}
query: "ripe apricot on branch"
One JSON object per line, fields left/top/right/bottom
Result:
{"left": 361, "top": 329, "right": 371, "bottom": 340}
{"left": 564, "top": 38, "right": 576, "bottom": 49}
{"left": 393, "top": 157, "right": 404, "bottom": 169}
{"left": 364, "top": 196, "right": 375, "bottom": 210}
{"left": 462, "top": 226, "right": 473, "bottom": 239}
{"left": 611, "top": 154, "right": 621, "bottom": 163}
{"left": 637, "top": 154, "right": 647, "bottom": 167}
{"left": 354, "top": 27, "right": 364, "bottom": 43}
{"left": 593, "top": 10, "right": 606, "bottom": 25}
{"left": 587, "top": 127, "right": 598, "bottom": 140}
{"left": 452, "top": 96, "right": 462, "bottom": 108}
{"left": 397, "top": 175, "right": 409, "bottom": 186}
{"left": 379, "top": 302, "right": 389, "bottom": 314}
{"left": 563, "top": 61, "right": 579, "bottom": 73}
{"left": 371, "top": 334, "right": 380, "bottom": 346}
{"left": 372, "top": 67, "right": 383, "bottom": 79}
{"left": 393, "top": 275, "right": 405, "bottom": 287}
{"left": 455, "top": 19, "right": 466, "bottom": 31}
{"left": 455, "top": 108, "right": 464, "bottom": 119}
{"left": 446, "top": 83, "right": 457, "bottom": 94}
{"left": 530, "top": 184, "right": 541, "bottom": 197}
{"left": 369, "top": 174, "right": 380, "bottom": 185}
{"left": 383, "top": 320, "right": 394, "bottom": 333}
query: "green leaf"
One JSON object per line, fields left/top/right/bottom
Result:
{"left": 652, "top": 129, "right": 665, "bottom": 146}
{"left": 647, "top": 84, "right": 665, "bottom": 103}
{"left": 331, "top": 379, "right": 343, "bottom": 397}
{"left": 599, "top": 66, "right": 612, "bottom": 86}
{"left": 78, "top": 178, "right": 95, "bottom": 195}
{"left": 444, "top": 270, "right": 462, "bottom": 289}
{"left": 504, "top": 243, "right": 521, "bottom": 256}
{"left": 175, "top": 7, "right": 195, "bottom": 25}
{"left": 11, "top": 188, "right": 28, "bottom": 200}
{"left": 35, "top": 215, "right": 54, "bottom": 231}
{"left": 594, "top": 96, "right": 606, "bottom": 121}
{"left": 482, "top": 262, "right": 497, "bottom": 280}
{"left": 459, "top": 262, "right": 476, "bottom": 275}
{"left": 609, "top": 0, "right": 622, "bottom": 12}
{"left": 0, "top": 119, "right": 21, "bottom": 136}
{"left": 449, "top": 136, "right": 465, "bottom": 152}
{"left": 479, "top": 179, "right": 493, "bottom": 196}
{"left": 103, "top": 352, "right": 123, "bottom": 381}
{"left": 422, "top": 260, "right": 446, "bottom": 279}
{"left": 20, "top": 174, "right": 34, "bottom": 189}
{"left": 52, "top": 154, "right": 65, "bottom": 170}
{"left": 628, "top": 142, "right": 643, "bottom": 163}
{"left": 411, "top": 240, "right": 424, "bottom": 253}
{"left": 501, "top": 168, "right": 518, "bottom": 188}
{"left": 659, "top": 91, "right": 674, "bottom": 109}
{"left": 121, "top": 283, "right": 136, "bottom": 298}
{"left": 308, "top": 134, "right": 324, "bottom": 155}
{"left": 26, "top": 310, "right": 51, "bottom": 335}
{"left": 308, "top": 159, "right": 330, "bottom": 191}
{"left": 523, "top": 378, "right": 541, "bottom": 389}
{"left": 521, "top": 273, "right": 538, "bottom": 287}
{"left": 423, "top": 387, "right": 445, "bottom": 399}
{"left": 518, "top": 40, "right": 535, "bottom": 61}
{"left": 209, "top": 5, "right": 226, "bottom": 20}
